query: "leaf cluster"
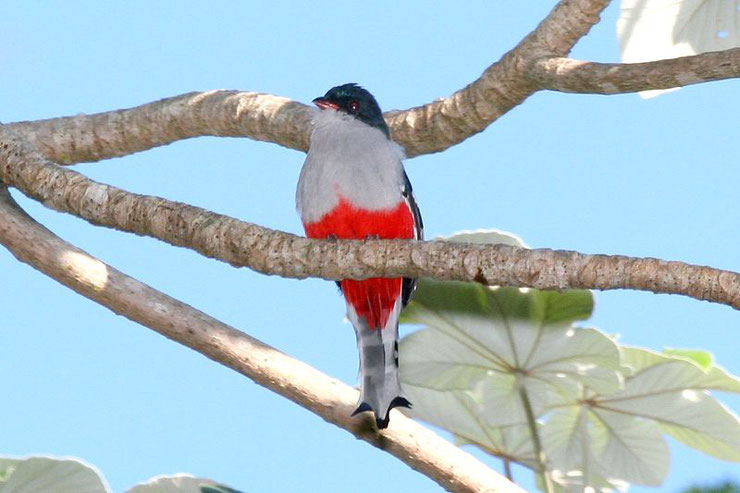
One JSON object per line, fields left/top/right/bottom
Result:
{"left": 399, "top": 231, "right": 740, "bottom": 491}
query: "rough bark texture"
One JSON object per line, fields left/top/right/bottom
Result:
{"left": 2, "top": 134, "right": 738, "bottom": 311}
{"left": 0, "top": 186, "right": 524, "bottom": 493}
{"left": 530, "top": 48, "right": 740, "bottom": 94}
{"left": 5, "top": 3, "right": 736, "bottom": 163}
{"left": 5, "top": 0, "right": 615, "bottom": 161}
{"left": 9, "top": 91, "right": 313, "bottom": 164}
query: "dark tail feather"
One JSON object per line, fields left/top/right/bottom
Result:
{"left": 353, "top": 396, "right": 411, "bottom": 429}
{"left": 348, "top": 302, "right": 410, "bottom": 429}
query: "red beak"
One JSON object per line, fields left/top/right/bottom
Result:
{"left": 313, "top": 97, "right": 339, "bottom": 110}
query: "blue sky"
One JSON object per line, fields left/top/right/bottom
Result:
{"left": 1, "top": 2, "right": 737, "bottom": 492}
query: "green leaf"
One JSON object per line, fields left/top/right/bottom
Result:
{"left": 547, "top": 469, "right": 629, "bottom": 493}
{"left": 621, "top": 347, "right": 740, "bottom": 393}
{"left": 439, "top": 229, "right": 527, "bottom": 248}
{"left": 681, "top": 480, "right": 740, "bottom": 493}
{"left": 126, "top": 474, "right": 239, "bottom": 493}
{"left": 663, "top": 348, "right": 714, "bottom": 370}
{"left": 597, "top": 347, "right": 740, "bottom": 461}
{"left": 400, "top": 229, "right": 740, "bottom": 489}
{"left": 591, "top": 409, "right": 669, "bottom": 486}
{"left": 401, "top": 281, "right": 618, "bottom": 422}
{"left": 0, "top": 456, "right": 109, "bottom": 493}
{"left": 542, "top": 406, "right": 670, "bottom": 486}
{"left": 201, "top": 486, "right": 244, "bottom": 493}
{"left": 400, "top": 385, "right": 538, "bottom": 468}
{"left": 541, "top": 406, "right": 596, "bottom": 475}
{"left": 400, "top": 229, "right": 625, "bottom": 483}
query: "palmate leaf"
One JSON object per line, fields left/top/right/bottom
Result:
{"left": 544, "top": 405, "right": 670, "bottom": 486}
{"left": 400, "top": 385, "right": 538, "bottom": 468}
{"left": 0, "top": 457, "right": 242, "bottom": 493}
{"left": 542, "top": 347, "right": 740, "bottom": 487}
{"left": 664, "top": 348, "right": 714, "bottom": 370}
{"left": 400, "top": 231, "right": 621, "bottom": 468}
{"left": 617, "top": 0, "right": 740, "bottom": 98}
{"left": 596, "top": 347, "right": 740, "bottom": 461}
{"left": 400, "top": 230, "right": 740, "bottom": 491}
{"left": 401, "top": 285, "right": 622, "bottom": 425}
{"left": 126, "top": 474, "right": 241, "bottom": 493}
{"left": 0, "top": 456, "right": 109, "bottom": 493}
{"left": 401, "top": 273, "right": 621, "bottom": 425}
{"left": 547, "top": 469, "right": 629, "bottom": 493}
{"left": 435, "top": 229, "right": 528, "bottom": 248}
{"left": 622, "top": 347, "right": 740, "bottom": 393}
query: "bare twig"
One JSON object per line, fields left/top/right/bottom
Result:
{"left": 2, "top": 134, "right": 738, "bottom": 311}
{"left": 0, "top": 185, "right": 524, "bottom": 493}
{"left": 530, "top": 48, "right": 740, "bottom": 94}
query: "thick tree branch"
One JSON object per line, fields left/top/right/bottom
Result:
{"left": 530, "top": 48, "right": 740, "bottom": 94}
{"left": 11, "top": 42, "right": 736, "bottom": 169}
{"left": 9, "top": 2, "right": 738, "bottom": 162}
{"left": 4, "top": 2, "right": 738, "bottom": 167}
{"left": 387, "top": 0, "right": 612, "bottom": 156}
{"left": 0, "top": 186, "right": 523, "bottom": 493}
{"left": 7, "top": 0, "right": 612, "bottom": 162}
{"left": 9, "top": 91, "right": 314, "bottom": 164}
{"left": 2, "top": 134, "right": 739, "bottom": 311}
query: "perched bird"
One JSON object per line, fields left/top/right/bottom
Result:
{"left": 296, "top": 83, "right": 423, "bottom": 429}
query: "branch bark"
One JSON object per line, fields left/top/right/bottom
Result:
{"left": 5, "top": 1, "right": 737, "bottom": 165}
{"left": 530, "top": 48, "right": 740, "bottom": 94}
{"left": 2, "top": 133, "right": 739, "bottom": 311}
{"left": 386, "top": 0, "right": 612, "bottom": 156}
{"left": 9, "top": 43, "right": 738, "bottom": 168}
{"left": 0, "top": 185, "right": 524, "bottom": 493}
{"left": 7, "top": 0, "right": 612, "bottom": 162}
{"left": 8, "top": 91, "right": 313, "bottom": 164}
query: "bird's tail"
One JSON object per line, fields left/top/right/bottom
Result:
{"left": 348, "top": 300, "right": 410, "bottom": 429}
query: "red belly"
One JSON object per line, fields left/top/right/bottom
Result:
{"left": 304, "top": 197, "right": 414, "bottom": 329}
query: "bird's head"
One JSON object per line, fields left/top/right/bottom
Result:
{"left": 313, "top": 83, "right": 389, "bottom": 136}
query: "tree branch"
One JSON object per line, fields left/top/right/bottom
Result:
{"left": 5, "top": 2, "right": 738, "bottom": 165}
{"left": 387, "top": 0, "right": 612, "bottom": 157}
{"left": 530, "top": 48, "right": 740, "bottom": 94}
{"left": 7, "top": 0, "right": 612, "bottom": 163}
{"left": 0, "top": 185, "right": 524, "bottom": 493}
{"left": 8, "top": 91, "right": 314, "bottom": 164}
{"left": 2, "top": 133, "right": 739, "bottom": 311}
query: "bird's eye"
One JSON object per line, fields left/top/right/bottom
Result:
{"left": 348, "top": 100, "right": 361, "bottom": 112}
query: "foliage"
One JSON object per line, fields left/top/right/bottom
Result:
{"left": 682, "top": 480, "right": 740, "bottom": 493}
{"left": 0, "top": 456, "right": 241, "bottom": 493}
{"left": 399, "top": 230, "right": 740, "bottom": 492}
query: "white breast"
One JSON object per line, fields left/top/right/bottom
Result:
{"left": 296, "top": 109, "right": 406, "bottom": 224}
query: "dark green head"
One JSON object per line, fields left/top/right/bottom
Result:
{"left": 313, "top": 83, "right": 389, "bottom": 137}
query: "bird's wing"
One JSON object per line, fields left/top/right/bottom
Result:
{"left": 401, "top": 168, "right": 423, "bottom": 307}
